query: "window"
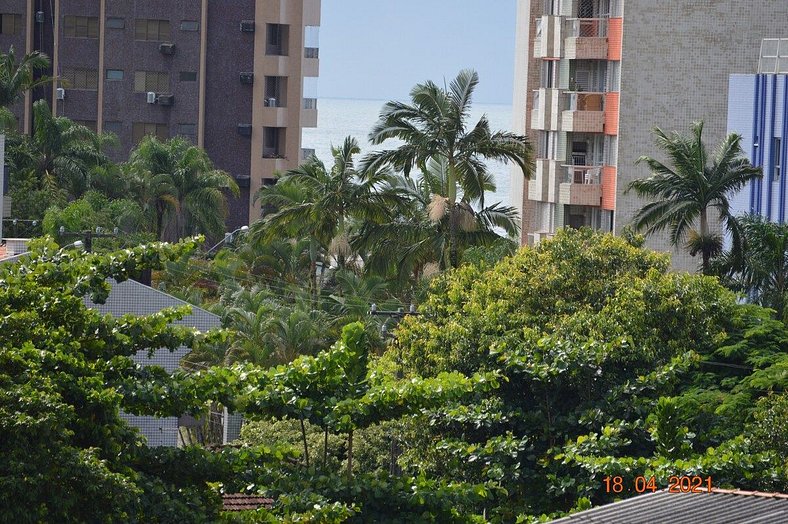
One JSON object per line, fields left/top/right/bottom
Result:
{"left": 74, "top": 120, "right": 97, "bottom": 132}
{"left": 541, "top": 60, "right": 556, "bottom": 88}
{"left": 62, "top": 68, "right": 99, "bottom": 90}
{"left": 264, "top": 76, "right": 287, "bottom": 107}
{"left": 135, "top": 19, "right": 170, "bottom": 41}
{"left": 179, "top": 71, "right": 197, "bottom": 82}
{"left": 774, "top": 137, "right": 782, "bottom": 181}
{"left": 263, "top": 127, "right": 286, "bottom": 158}
{"left": 106, "top": 17, "right": 125, "bottom": 29}
{"left": 132, "top": 123, "right": 168, "bottom": 144}
{"left": 64, "top": 16, "right": 99, "bottom": 38}
{"left": 0, "top": 14, "right": 22, "bottom": 35}
{"left": 304, "top": 47, "right": 319, "bottom": 59}
{"left": 105, "top": 69, "right": 124, "bottom": 81}
{"left": 177, "top": 123, "right": 196, "bottom": 136}
{"left": 103, "top": 121, "right": 122, "bottom": 135}
{"left": 134, "top": 71, "right": 169, "bottom": 92}
{"left": 266, "top": 24, "right": 289, "bottom": 55}
{"left": 180, "top": 20, "right": 199, "bottom": 31}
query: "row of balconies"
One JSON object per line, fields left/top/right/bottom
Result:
{"left": 533, "top": 16, "right": 619, "bottom": 61}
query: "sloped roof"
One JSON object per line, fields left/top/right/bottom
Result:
{"left": 549, "top": 489, "right": 788, "bottom": 524}
{"left": 222, "top": 493, "right": 275, "bottom": 512}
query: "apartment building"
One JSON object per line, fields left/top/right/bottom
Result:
{"left": 727, "top": 39, "right": 788, "bottom": 222}
{"left": 0, "top": 0, "right": 321, "bottom": 229}
{"left": 512, "top": 0, "right": 788, "bottom": 270}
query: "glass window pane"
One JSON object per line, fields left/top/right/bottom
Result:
{"left": 179, "top": 71, "right": 197, "bottom": 82}
{"left": 106, "top": 17, "right": 124, "bottom": 29}
{"left": 180, "top": 20, "right": 199, "bottom": 31}
{"left": 106, "top": 69, "right": 123, "bottom": 81}
{"left": 64, "top": 16, "right": 75, "bottom": 37}
{"left": 134, "top": 72, "right": 146, "bottom": 92}
{"left": 160, "top": 21, "right": 170, "bottom": 40}
{"left": 88, "top": 18, "right": 98, "bottom": 38}
{"left": 135, "top": 20, "right": 146, "bottom": 40}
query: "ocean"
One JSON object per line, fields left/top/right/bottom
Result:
{"left": 302, "top": 98, "right": 515, "bottom": 208}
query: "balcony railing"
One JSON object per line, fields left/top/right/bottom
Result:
{"left": 566, "top": 18, "right": 608, "bottom": 38}
{"left": 304, "top": 47, "right": 319, "bottom": 59}
{"left": 303, "top": 97, "right": 317, "bottom": 110}
{"left": 564, "top": 165, "right": 602, "bottom": 184}
{"left": 301, "top": 148, "right": 316, "bottom": 160}
{"left": 565, "top": 92, "right": 605, "bottom": 112}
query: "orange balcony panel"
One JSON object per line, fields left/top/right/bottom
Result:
{"left": 601, "top": 166, "right": 617, "bottom": 210}
{"left": 604, "top": 92, "right": 619, "bottom": 135}
{"left": 607, "top": 18, "right": 623, "bottom": 60}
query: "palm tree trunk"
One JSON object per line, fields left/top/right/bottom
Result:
{"left": 700, "top": 209, "right": 710, "bottom": 273}
{"left": 447, "top": 161, "right": 459, "bottom": 268}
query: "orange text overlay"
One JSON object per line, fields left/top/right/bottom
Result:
{"left": 603, "top": 476, "right": 713, "bottom": 494}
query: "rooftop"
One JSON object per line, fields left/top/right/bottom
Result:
{"left": 221, "top": 493, "right": 275, "bottom": 512}
{"left": 549, "top": 489, "right": 788, "bottom": 524}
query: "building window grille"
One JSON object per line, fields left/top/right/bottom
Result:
{"left": 135, "top": 19, "right": 171, "bottom": 41}
{"left": 64, "top": 16, "right": 98, "bottom": 38}
{"left": 134, "top": 71, "right": 170, "bottom": 93}
{"left": 0, "top": 14, "right": 22, "bottom": 35}
{"left": 62, "top": 68, "right": 99, "bottom": 90}
{"left": 132, "top": 123, "right": 168, "bottom": 144}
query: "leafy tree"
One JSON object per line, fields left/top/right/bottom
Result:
{"left": 628, "top": 121, "right": 761, "bottom": 272}
{"left": 128, "top": 136, "right": 239, "bottom": 241}
{"left": 0, "top": 47, "right": 51, "bottom": 127}
{"left": 363, "top": 69, "right": 532, "bottom": 267}
{"left": 394, "top": 228, "right": 788, "bottom": 519}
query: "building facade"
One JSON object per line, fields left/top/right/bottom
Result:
{"left": 512, "top": 0, "right": 788, "bottom": 270}
{"left": 727, "top": 40, "right": 788, "bottom": 222}
{"left": 0, "top": 0, "right": 320, "bottom": 229}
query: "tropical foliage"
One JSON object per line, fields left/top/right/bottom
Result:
{"left": 628, "top": 121, "right": 761, "bottom": 272}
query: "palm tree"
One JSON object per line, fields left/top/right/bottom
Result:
{"left": 628, "top": 121, "right": 762, "bottom": 273}
{"left": 362, "top": 69, "right": 532, "bottom": 267}
{"left": 253, "top": 136, "right": 406, "bottom": 291}
{"left": 714, "top": 215, "right": 788, "bottom": 318}
{"left": 128, "top": 135, "right": 239, "bottom": 241}
{"left": 0, "top": 47, "right": 51, "bottom": 127}
{"left": 11, "top": 100, "right": 114, "bottom": 198}
{"left": 356, "top": 157, "right": 520, "bottom": 281}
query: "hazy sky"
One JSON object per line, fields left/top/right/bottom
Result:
{"left": 318, "top": 0, "right": 517, "bottom": 105}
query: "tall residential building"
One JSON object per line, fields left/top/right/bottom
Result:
{"left": 512, "top": 0, "right": 788, "bottom": 270}
{"left": 0, "top": 0, "right": 321, "bottom": 230}
{"left": 727, "top": 39, "right": 788, "bottom": 222}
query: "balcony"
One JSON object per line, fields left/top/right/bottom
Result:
{"left": 564, "top": 18, "right": 608, "bottom": 60}
{"left": 559, "top": 165, "right": 602, "bottom": 207}
{"left": 562, "top": 92, "right": 605, "bottom": 133}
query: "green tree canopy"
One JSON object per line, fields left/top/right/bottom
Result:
{"left": 394, "top": 228, "right": 788, "bottom": 520}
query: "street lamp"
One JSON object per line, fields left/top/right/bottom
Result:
{"left": 206, "top": 225, "right": 249, "bottom": 256}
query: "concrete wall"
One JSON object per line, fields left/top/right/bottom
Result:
{"left": 615, "top": 0, "right": 788, "bottom": 271}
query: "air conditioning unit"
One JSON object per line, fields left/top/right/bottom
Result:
{"left": 159, "top": 42, "right": 176, "bottom": 55}
{"left": 146, "top": 92, "right": 157, "bottom": 104}
{"left": 266, "top": 98, "right": 277, "bottom": 107}
{"left": 240, "top": 20, "right": 255, "bottom": 32}
{"left": 239, "top": 72, "right": 254, "bottom": 84}
{"left": 237, "top": 124, "right": 252, "bottom": 136}
{"left": 157, "top": 94, "right": 175, "bottom": 106}
{"left": 35, "top": 11, "right": 44, "bottom": 23}
{"left": 56, "top": 88, "right": 65, "bottom": 100}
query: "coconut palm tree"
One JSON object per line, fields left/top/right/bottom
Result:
{"left": 362, "top": 69, "right": 532, "bottom": 267}
{"left": 0, "top": 47, "right": 51, "bottom": 127}
{"left": 356, "top": 157, "right": 520, "bottom": 282}
{"left": 628, "top": 121, "right": 762, "bottom": 273}
{"left": 128, "top": 135, "right": 239, "bottom": 240}
{"left": 10, "top": 100, "right": 114, "bottom": 198}
{"left": 253, "top": 136, "right": 406, "bottom": 294}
